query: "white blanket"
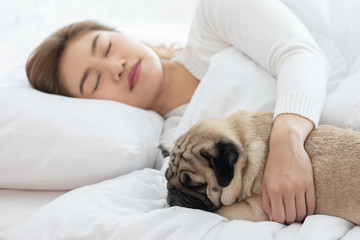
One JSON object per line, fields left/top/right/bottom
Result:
{"left": 2, "top": 0, "right": 360, "bottom": 239}
{"left": 7, "top": 169, "right": 359, "bottom": 239}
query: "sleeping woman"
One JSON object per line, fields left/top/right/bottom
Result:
{"left": 25, "top": 0, "right": 329, "bottom": 225}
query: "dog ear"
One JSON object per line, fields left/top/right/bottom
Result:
{"left": 158, "top": 143, "right": 175, "bottom": 158}
{"left": 201, "top": 141, "right": 239, "bottom": 187}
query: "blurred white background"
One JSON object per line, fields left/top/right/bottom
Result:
{"left": 0, "top": 0, "right": 199, "bottom": 79}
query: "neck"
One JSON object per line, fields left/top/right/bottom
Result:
{"left": 152, "top": 60, "right": 199, "bottom": 116}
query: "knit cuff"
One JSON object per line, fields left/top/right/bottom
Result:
{"left": 273, "top": 92, "right": 323, "bottom": 127}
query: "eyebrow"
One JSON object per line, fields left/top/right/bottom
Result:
{"left": 79, "top": 34, "right": 101, "bottom": 94}
{"left": 92, "top": 34, "right": 101, "bottom": 56}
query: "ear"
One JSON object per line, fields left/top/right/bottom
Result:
{"left": 158, "top": 143, "right": 175, "bottom": 158}
{"left": 201, "top": 141, "right": 239, "bottom": 187}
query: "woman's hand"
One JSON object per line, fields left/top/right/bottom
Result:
{"left": 262, "top": 113, "right": 316, "bottom": 224}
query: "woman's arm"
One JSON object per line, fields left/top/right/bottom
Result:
{"left": 262, "top": 113, "right": 315, "bottom": 224}
{"left": 184, "top": 0, "right": 329, "bottom": 223}
{"left": 186, "top": 0, "right": 329, "bottom": 124}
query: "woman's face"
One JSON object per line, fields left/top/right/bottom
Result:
{"left": 59, "top": 30, "right": 163, "bottom": 110}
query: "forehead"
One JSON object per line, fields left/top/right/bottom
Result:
{"left": 59, "top": 30, "right": 101, "bottom": 96}
{"left": 63, "top": 30, "right": 101, "bottom": 62}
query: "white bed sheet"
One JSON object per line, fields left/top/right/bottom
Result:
{"left": 3, "top": 169, "right": 359, "bottom": 240}
{"left": 0, "top": 190, "right": 65, "bottom": 238}
{"left": 1, "top": 0, "right": 360, "bottom": 239}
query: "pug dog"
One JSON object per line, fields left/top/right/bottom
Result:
{"left": 160, "top": 111, "right": 360, "bottom": 225}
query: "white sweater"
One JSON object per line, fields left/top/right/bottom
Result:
{"left": 173, "top": 0, "right": 329, "bottom": 126}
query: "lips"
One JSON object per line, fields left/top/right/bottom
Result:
{"left": 128, "top": 60, "right": 141, "bottom": 90}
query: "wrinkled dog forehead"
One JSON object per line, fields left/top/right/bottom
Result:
{"left": 164, "top": 117, "right": 238, "bottom": 180}
{"left": 165, "top": 134, "right": 206, "bottom": 181}
{"left": 161, "top": 136, "right": 189, "bottom": 181}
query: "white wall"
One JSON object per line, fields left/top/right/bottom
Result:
{"left": 0, "top": 0, "right": 199, "bottom": 79}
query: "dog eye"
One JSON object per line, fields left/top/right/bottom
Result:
{"left": 200, "top": 150, "right": 212, "bottom": 160}
{"left": 180, "top": 172, "right": 207, "bottom": 190}
{"left": 180, "top": 172, "right": 191, "bottom": 186}
{"left": 189, "top": 182, "right": 207, "bottom": 191}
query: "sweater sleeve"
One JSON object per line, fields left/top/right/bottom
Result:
{"left": 176, "top": 0, "right": 329, "bottom": 126}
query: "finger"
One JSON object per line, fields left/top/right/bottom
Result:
{"left": 305, "top": 185, "right": 316, "bottom": 216}
{"left": 262, "top": 183, "right": 272, "bottom": 221}
{"left": 295, "top": 192, "right": 307, "bottom": 223}
{"left": 283, "top": 193, "right": 296, "bottom": 224}
{"left": 270, "top": 192, "right": 286, "bottom": 224}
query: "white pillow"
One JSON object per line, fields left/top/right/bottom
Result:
{"left": 0, "top": 67, "right": 164, "bottom": 190}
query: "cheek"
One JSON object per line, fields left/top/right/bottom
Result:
{"left": 143, "top": 44, "right": 162, "bottom": 72}
{"left": 139, "top": 60, "right": 163, "bottom": 94}
{"left": 145, "top": 57, "right": 162, "bottom": 80}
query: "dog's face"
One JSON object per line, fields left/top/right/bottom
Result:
{"left": 163, "top": 116, "right": 252, "bottom": 212}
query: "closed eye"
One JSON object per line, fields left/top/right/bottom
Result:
{"left": 105, "top": 42, "right": 112, "bottom": 57}
{"left": 93, "top": 73, "right": 100, "bottom": 93}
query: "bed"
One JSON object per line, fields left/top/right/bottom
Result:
{"left": 1, "top": 0, "right": 360, "bottom": 239}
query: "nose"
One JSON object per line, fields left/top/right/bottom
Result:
{"left": 101, "top": 58, "right": 126, "bottom": 82}
{"left": 112, "top": 59, "right": 126, "bottom": 82}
